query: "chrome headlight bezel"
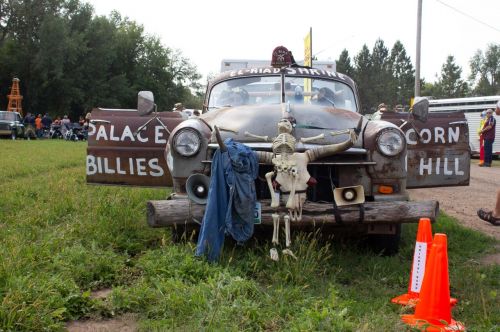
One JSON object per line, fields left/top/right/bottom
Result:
{"left": 376, "top": 128, "right": 405, "bottom": 157}
{"left": 172, "top": 128, "right": 201, "bottom": 157}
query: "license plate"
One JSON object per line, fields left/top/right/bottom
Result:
{"left": 254, "top": 202, "right": 262, "bottom": 224}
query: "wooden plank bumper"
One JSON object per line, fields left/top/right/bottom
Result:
{"left": 147, "top": 198, "right": 439, "bottom": 228}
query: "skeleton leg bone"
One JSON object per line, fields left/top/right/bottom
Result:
{"left": 285, "top": 171, "right": 298, "bottom": 210}
{"left": 282, "top": 214, "right": 298, "bottom": 259}
{"left": 270, "top": 248, "right": 279, "bottom": 261}
{"left": 265, "top": 171, "right": 279, "bottom": 208}
{"left": 284, "top": 214, "right": 291, "bottom": 247}
{"left": 297, "top": 193, "right": 305, "bottom": 222}
{"left": 272, "top": 213, "right": 280, "bottom": 245}
{"left": 270, "top": 213, "right": 280, "bottom": 261}
{"left": 282, "top": 249, "right": 298, "bottom": 260}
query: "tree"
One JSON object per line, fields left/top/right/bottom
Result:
{"left": 0, "top": 0, "right": 15, "bottom": 43}
{"left": 353, "top": 44, "right": 373, "bottom": 113}
{"left": 371, "top": 39, "right": 392, "bottom": 106}
{"left": 420, "top": 78, "right": 438, "bottom": 98}
{"left": 434, "top": 55, "right": 468, "bottom": 98}
{"left": 0, "top": 1, "right": 203, "bottom": 119}
{"left": 336, "top": 49, "right": 354, "bottom": 77}
{"left": 469, "top": 43, "right": 500, "bottom": 95}
{"left": 388, "top": 40, "right": 414, "bottom": 107}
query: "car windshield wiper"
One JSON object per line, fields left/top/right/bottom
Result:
{"left": 323, "top": 97, "right": 335, "bottom": 107}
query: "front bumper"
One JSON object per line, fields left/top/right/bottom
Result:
{"left": 146, "top": 197, "right": 439, "bottom": 228}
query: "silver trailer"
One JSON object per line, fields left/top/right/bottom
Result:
{"left": 429, "top": 96, "right": 500, "bottom": 156}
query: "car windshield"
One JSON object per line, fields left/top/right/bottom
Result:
{"left": 0, "top": 112, "right": 17, "bottom": 121}
{"left": 207, "top": 75, "right": 357, "bottom": 112}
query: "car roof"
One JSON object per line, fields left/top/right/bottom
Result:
{"left": 0, "top": 110, "right": 20, "bottom": 114}
{"left": 211, "top": 66, "right": 355, "bottom": 87}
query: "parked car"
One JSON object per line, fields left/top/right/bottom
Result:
{"left": 0, "top": 111, "right": 24, "bottom": 139}
{"left": 87, "top": 49, "right": 470, "bottom": 254}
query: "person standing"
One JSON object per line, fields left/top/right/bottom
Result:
{"left": 41, "top": 113, "right": 52, "bottom": 130}
{"left": 173, "top": 103, "right": 188, "bottom": 120}
{"left": 84, "top": 112, "right": 91, "bottom": 129}
{"left": 61, "top": 115, "right": 71, "bottom": 136}
{"left": 35, "top": 114, "right": 42, "bottom": 138}
{"left": 23, "top": 113, "right": 36, "bottom": 139}
{"left": 479, "top": 108, "right": 496, "bottom": 167}
{"left": 393, "top": 104, "right": 404, "bottom": 112}
{"left": 371, "top": 103, "right": 387, "bottom": 120}
{"left": 477, "top": 111, "right": 487, "bottom": 166}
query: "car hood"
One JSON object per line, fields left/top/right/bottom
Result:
{"left": 201, "top": 104, "right": 366, "bottom": 147}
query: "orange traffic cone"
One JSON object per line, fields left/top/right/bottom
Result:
{"left": 392, "top": 218, "right": 433, "bottom": 306}
{"left": 401, "top": 233, "right": 465, "bottom": 331}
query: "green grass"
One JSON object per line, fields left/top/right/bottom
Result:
{"left": 0, "top": 140, "right": 498, "bottom": 331}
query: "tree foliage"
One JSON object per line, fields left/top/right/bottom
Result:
{"left": 0, "top": 0, "right": 202, "bottom": 120}
{"left": 433, "top": 56, "right": 468, "bottom": 98}
{"left": 336, "top": 49, "right": 354, "bottom": 78}
{"left": 388, "top": 41, "right": 414, "bottom": 106}
{"left": 370, "top": 39, "right": 391, "bottom": 106}
{"left": 345, "top": 40, "right": 415, "bottom": 113}
{"left": 1, "top": 1, "right": 497, "bottom": 119}
{"left": 469, "top": 43, "right": 500, "bottom": 96}
{"left": 337, "top": 39, "right": 499, "bottom": 113}
{"left": 353, "top": 45, "right": 373, "bottom": 112}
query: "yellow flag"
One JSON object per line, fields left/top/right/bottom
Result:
{"left": 304, "top": 28, "right": 312, "bottom": 101}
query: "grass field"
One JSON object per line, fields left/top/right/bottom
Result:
{"left": 0, "top": 140, "right": 499, "bottom": 331}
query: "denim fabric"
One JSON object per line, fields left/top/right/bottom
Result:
{"left": 195, "top": 138, "right": 258, "bottom": 261}
{"left": 484, "top": 139, "right": 494, "bottom": 165}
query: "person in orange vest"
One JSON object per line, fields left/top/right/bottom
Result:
{"left": 477, "top": 110, "right": 486, "bottom": 166}
{"left": 35, "top": 114, "right": 42, "bottom": 138}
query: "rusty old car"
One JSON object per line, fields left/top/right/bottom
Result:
{"left": 87, "top": 57, "right": 470, "bottom": 253}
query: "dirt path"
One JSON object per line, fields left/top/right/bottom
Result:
{"left": 66, "top": 314, "right": 137, "bottom": 332}
{"left": 409, "top": 162, "right": 500, "bottom": 241}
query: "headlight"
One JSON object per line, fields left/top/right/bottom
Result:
{"left": 376, "top": 129, "right": 404, "bottom": 157}
{"left": 173, "top": 128, "right": 201, "bottom": 157}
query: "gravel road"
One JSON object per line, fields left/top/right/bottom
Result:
{"left": 408, "top": 162, "right": 500, "bottom": 241}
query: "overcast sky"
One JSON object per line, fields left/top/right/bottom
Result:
{"left": 87, "top": 0, "right": 499, "bottom": 83}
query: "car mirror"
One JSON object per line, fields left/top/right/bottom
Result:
{"left": 137, "top": 91, "right": 155, "bottom": 116}
{"left": 411, "top": 97, "right": 429, "bottom": 123}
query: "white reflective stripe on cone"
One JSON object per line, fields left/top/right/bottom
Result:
{"left": 410, "top": 241, "right": 428, "bottom": 293}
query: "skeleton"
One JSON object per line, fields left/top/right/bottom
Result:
{"left": 214, "top": 117, "right": 361, "bottom": 261}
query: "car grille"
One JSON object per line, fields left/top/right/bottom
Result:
{"left": 0, "top": 123, "right": 10, "bottom": 131}
{"left": 203, "top": 147, "right": 373, "bottom": 202}
{"left": 255, "top": 159, "right": 369, "bottom": 202}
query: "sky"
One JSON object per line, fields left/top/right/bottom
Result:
{"left": 87, "top": 0, "right": 499, "bottom": 84}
